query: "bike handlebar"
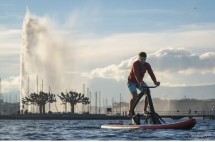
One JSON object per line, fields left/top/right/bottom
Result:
{"left": 144, "top": 85, "right": 158, "bottom": 88}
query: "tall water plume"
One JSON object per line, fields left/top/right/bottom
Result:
{"left": 20, "top": 11, "right": 71, "bottom": 112}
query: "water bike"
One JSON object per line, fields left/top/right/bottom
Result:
{"left": 101, "top": 85, "right": 196, "bottom": 130}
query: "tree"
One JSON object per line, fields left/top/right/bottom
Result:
{"left": 22, "top": 91, "right": 56, "bottom": 114}
{"left": 58, "top": 91, "right": 90, "bottom": 113}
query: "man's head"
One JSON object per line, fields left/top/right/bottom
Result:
{"left": 139, "top": 52, "right": 147, "bottom": 64}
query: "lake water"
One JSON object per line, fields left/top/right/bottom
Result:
{"left": 0, "top": 118, "right": 214, "bottom": 140}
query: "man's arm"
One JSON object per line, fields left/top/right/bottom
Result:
{"left": 147, "top": 64, "right": 158, "bottom": 85}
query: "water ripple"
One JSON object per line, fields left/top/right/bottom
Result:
{"left": 0, "top": 119, "right": 214, "bottom": 140}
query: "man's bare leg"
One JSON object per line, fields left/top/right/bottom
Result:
{"left": 144, "top": 95, "right": 149, "bottom": 114}
{"left": 128, "top": 91, "right": 137, "bottom": 117}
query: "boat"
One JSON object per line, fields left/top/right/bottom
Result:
{"left": 101, "top": 118, "right": 196, "bottom": 130}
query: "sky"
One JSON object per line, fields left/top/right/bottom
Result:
{"left": 1, "top": 0, "right": 215, "bottom": 106}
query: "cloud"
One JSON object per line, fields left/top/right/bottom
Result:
{"left": 1, "top": 10, "right": 215, "bottom": 73}
{"left": 70, "top": 24, "right": 215, "bottom": 70}
{"left": 82, "top": 56, "right": 137, "bottom": 81}
{"left": 0, "top": 28, "right": 21, "bottom": 37}
{"left": 0, "top": 27, "right": 21, "bottom": 77}
{"left": 149, "top": 48, "right": 215, "bottom": 72}
{"left": 0, "top": 27, "right": 21, "bottom": 57}
{"left": 1, "top": 10, "right": 215, "bottom": 95}
{"left": 1, "top": 76, "right": 20, "bottom": 93}
{"left": 82, "top": 48, "right": 215, "bottom": 86}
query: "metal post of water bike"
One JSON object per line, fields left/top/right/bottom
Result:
{"left": 130, "top": 86, "right": 157, "bottom": 115}
{"left": 131, "top": 85, "right": 163, "bottom": 124}
{"left": 145, "top": 88, "right": 161, "bottom": 124}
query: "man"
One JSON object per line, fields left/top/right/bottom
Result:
{"left": 127, "top": 52, "right": 160, "bottom": 117}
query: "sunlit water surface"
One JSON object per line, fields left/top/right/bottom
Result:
{"left": 0, "top": 118, "right": 214, "bottom": 140}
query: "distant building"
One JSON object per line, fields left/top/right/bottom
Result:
{"left": 0, "top": 100, "right": 20, "bottom": 115}
{"left": 112, "top": 98, "right": 215, "bottom": 114}
{"left": 153, "top": 98, "right": 215, "bottom": 112}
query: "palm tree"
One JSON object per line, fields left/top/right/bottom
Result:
{"left": 22, "top": 91, "right": 56, "bottom": 114}
{"left": 58, "top": 91, "right": 90, "bottom": 113}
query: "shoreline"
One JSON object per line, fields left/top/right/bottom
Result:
{"left": 0, "top": 113, "right": 130, "bottom": 120}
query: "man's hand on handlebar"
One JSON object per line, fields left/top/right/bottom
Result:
{"left": 155, "top": 81, "right": 160, "bottom": 86}
{"left": 139, "top": 81, "right": 145, "bottom": 87}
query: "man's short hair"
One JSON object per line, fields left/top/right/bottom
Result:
{"left": 139, "top": 52, "right": 147, "bottom": 58}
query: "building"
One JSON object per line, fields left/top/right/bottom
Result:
{"left": 112, "top": 98, "right": 215, "bottom": 115}
{"left": 0, "top": 100, "right": 20, "bottom": 115}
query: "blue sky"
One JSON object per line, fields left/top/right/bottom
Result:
{"left": 1, "top": 0, "right": 215, "bottom": 34}
{"left": 1, "top": 0, "right": 215, "bottom": 106}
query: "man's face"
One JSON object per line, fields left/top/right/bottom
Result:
{"left": 139, "top": 57, "right": 146, "bottom": 64}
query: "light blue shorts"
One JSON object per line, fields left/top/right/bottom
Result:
{"left": 127, "top": 81, "right": 148, "bottom": 94}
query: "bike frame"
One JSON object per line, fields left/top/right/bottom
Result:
{"left": 131, "top": 86, "right": 165, "bottom": 125}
